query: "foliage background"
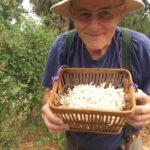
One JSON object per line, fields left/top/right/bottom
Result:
{"left": 0, "top": 0, "right": 149, "bottom": 149}
{"left": 0, "top": 18, "right": 63, "bottom": 148}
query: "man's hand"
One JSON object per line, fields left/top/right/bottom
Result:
{"left": 126, "top": 89, "right": 150, "bottom": 127}
{"left": 41, "top": 90, "right": 69, "bottom": 133}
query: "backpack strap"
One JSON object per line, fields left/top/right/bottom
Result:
{"left": 121, "top": 27, "right": 131, "bottom": 71}
{"left": 66, "top": 29, "right": 77, "bottom": 67}
{"left": 66, "top": 29, "right": 76, "bottom": 50}
{"left": 66, "top": 29, "right": 76, "bottom": 66}
{"left": 121, "top": 27, "right": 135, "bottom": 141}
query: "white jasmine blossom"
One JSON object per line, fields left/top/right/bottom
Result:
{"left": 60, "top": 83, "right": 125, "bottom": 111}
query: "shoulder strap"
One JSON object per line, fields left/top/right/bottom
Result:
{"left": 66, "top": 29, "right": 77, "bottom": 66}
{"left": 121, "top": 27, "right": 132, "bottom": 71}
{"left": 66, "top": 29, "right": 76, "bottom": 49}
{"left": 121, "top": 27, "right": 135, "bottom": 140}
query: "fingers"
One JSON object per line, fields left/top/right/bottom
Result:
{"left": 41, "top": 103, "right": 69, "bottom": 133}
{"left": 42, "top": 104, "right": 64, "bottom": 125}
{"left": 128, "top": 104, "right": 150, "bottom": 127}
{"left": 135, "top": 89, "right": 150, "bottom": 105}
{"left": 124, "top": 89, "right": 150, "bottom": 105}
{"left": 125, "top": 89, "right": 150, "bottom": 127}
{"left": 127, "top": 117, "right": 150, "bottom": 127}
{"left": 128, "top": 101, "right": 150, "bottom": 127}
{"left": 42, "top": 113, "right": 69, "bottom": 133}
{"left": 134, "top": 105, "right": 150, "bottom": 115}
{"left": 130, "top": 113, "right": 150, "bottom": 121}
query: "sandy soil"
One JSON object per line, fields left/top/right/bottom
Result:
{"left": 17, "top": 126, "right": 150, "bottom": 150}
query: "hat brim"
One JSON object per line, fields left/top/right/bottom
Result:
{"left": 50, "top": 0, "right": 145, "bottom": 18}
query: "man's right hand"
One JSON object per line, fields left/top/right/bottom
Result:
{"left": 41, "top": 90, "right": 69, "bottom": 133}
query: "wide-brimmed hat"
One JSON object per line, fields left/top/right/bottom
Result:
{"left": 50, "top": 0, "right": 145, "bottom": 18}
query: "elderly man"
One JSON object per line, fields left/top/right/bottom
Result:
{"left": 41, "top": 0, "right": 150, "bottom": 149}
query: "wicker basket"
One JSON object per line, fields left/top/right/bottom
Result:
{"left": 49, "top": 68, "right": 136, "bottom": 134}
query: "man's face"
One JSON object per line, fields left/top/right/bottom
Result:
{"left": 71, "top": 0, "right": 125, "bottom": 52}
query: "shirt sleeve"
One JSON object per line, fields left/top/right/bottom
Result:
{"left": 140, "top": 38, "right": 150, "bottom": 95}
{"left": 131, "top": 31, "right": 150, "bottom": 95}
{"left": 42, "top": 33, "right": 67, "bottom": 88}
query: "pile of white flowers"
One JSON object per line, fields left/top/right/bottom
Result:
{"left": 60, "top": 83, "right": 125, "bottom": 111}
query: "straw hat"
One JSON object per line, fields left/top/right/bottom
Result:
{"left": 50, "top": 0, "right": 145, "bottom": 18}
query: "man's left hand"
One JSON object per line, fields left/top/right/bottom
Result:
{"left": 127, "top": 89, "right": 150, "bottom": 127}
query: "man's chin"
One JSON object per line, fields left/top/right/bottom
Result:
{"left": 86, "top": 44, "right": 106, "bottom": 51}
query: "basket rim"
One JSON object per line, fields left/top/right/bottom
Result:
{"left": 59, "top": 67, "right": 132, "bottom": 75}
{"left": 49, "top": 67, "right": 136, "bottom": 115}
{"left": 60, "top": 67, "right": 131, "bottom": 71}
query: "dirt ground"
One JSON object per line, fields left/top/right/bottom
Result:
{"left": 18, "top": 141, "right": 61, "bottom": 150}
{"left": 17, "top": 126, "right": 150, "bottom": 150}
{"left": 141, "top": 125, "right": 150, "bottom": 150}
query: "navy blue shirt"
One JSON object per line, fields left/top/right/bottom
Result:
{"left": 42, "top": 27, "right": 150, "bottom": 150}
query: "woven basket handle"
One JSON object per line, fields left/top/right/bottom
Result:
{"left": 52, "top": 81, "right": 59, "bottom": 93}
{"left": 50, "top": 81, "right": 62, "bottom": 106}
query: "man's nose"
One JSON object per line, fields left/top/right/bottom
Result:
{"left": 88, "top": 15, "right": 103, "bottom": 29}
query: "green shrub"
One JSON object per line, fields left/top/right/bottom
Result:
{"left": 0, "top": 18, "right": 61, "bottom": 147}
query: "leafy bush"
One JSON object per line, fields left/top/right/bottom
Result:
{"left": 0, "top": 18, "right": 61, "bottom": 147}
{"left": 120, "top": 12, "right": 150, "bottom": 36}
